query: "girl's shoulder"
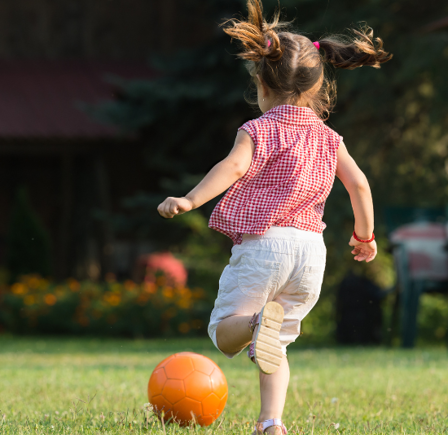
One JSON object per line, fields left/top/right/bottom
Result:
{"left": 238, "top": 106, "right": 342, "bottom": 148}
{"left": 320, "top": 123, "right": 343, "bottom": 150}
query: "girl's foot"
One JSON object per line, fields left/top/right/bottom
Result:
{"left": 247, "top": 301, "right": 284, "bottom": 374}
{"left": 252, "top": 418, "right": 287, "bottom": 434}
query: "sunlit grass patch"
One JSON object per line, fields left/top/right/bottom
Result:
{"left": 0, "top": 336, "right": 447, "bottom": 434}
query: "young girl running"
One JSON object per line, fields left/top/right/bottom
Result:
{"left": 158, "top": 0, "right": 391, "bottom": 433}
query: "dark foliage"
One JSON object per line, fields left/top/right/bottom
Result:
{"left": 84, "top": 0, "right": 448, "bottom": 343}
{"left": 6, "top": 187, "right": 52, "bottom": 282}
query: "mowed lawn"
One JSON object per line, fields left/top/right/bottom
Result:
{"left": 0, "top": 336, "right": 447, "bottom": 434}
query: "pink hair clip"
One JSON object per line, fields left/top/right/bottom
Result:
{"left": 267, "top": 40, "right": 271, "bottom": 48}
{"left": 313, "top": 41, "right": 320, "bottom": 50}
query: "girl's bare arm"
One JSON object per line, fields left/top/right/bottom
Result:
{"left": 157, "top": 130, "right": 254, "bottom": 218}
{"left": 336, "top": 141, "right": 377, "bottom": 262}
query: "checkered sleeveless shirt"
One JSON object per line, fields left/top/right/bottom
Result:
{"left": 208, "top": 105, "right": 342, "bottom": 245}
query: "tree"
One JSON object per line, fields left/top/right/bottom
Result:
{"left": 86, "top": 0, "right": 447, "bottom": 293}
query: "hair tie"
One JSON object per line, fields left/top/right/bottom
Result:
{"left": 267, "top": 40, "right": 271, "bottom": 48}
{"left": 313, "top": 41, "right": 320, "bottom": 50}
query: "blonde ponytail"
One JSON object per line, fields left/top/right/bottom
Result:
{"left": 221, "top": 0, "right": 287, "bottom": 62}
{"left": 319, "top": 26, "right": 393, "bottom": 70}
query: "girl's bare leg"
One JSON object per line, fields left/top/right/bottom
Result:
{"left": 217, "top": 316, "right": 289, "bottom": 434}
{"left": 253, "top": 354, "right": 289, "bottom": 434}
{"left": 250, "top": 355, "right": 290, "bottom": 435}
{"left": 216, "top": 315, "right": 253, "bottom": 354}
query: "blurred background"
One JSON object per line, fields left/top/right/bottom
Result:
{"left": 0, "top": 0, "right": 447, "bottom": 348}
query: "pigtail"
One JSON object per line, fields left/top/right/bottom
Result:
{"left": 319, "top": 26, "right": 392, "bottom": 70}
{"left": 221, "top": 0, "right": 287, "bottom": 62}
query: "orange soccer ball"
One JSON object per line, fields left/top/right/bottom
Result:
{"left": 148, "top": 352, "right": 228, "bottom": 427}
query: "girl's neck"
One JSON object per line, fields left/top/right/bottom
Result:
{"left": 262, "top": 98, "right": 310, "bottom": 113}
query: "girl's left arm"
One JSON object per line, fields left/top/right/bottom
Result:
{"left": 157, "top": 130, "right": 254, "bottom": 219}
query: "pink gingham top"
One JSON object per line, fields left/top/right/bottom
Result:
{"left": 208, "top": 105, "right": 342, "bottom": 245}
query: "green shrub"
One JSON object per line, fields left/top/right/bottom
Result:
{"left": 1, "top": 272, "right": 446, "bottom": 346}
{"left": 0, "top": 275, "right": 210, "bottom": 338}
{"left": 417, "top": 293, "right": 448, "bottom": 345}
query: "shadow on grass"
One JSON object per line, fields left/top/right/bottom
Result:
{"left": 0, "top": 334, "right": 219, "bottom": 355}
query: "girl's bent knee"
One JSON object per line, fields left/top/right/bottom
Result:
{"left": 209, "top": 322, "right": 242, "bottom": 359}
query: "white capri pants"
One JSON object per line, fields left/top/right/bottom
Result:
{"left": 208, "top": 226, "right": 326, "bottom": 358}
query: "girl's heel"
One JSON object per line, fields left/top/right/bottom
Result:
{"left": 248, "top": 301, "right": 284, "bottom": 374}
{"left": 253, "top": 418, "right": 288, "bottom": 434}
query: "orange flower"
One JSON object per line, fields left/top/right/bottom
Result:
{"left": 26, "top": 275, "right": 41, "bottom": 290}
{"left": 44, "top": 294, "right": 57, "bottom": 306}
{"left": 192, "top": 288, "right": 205, "bottom": 299}
{"left": 104, "top": 292, "right": 121, "bottom": 306}
{"left": 156, "top": 275, "right": 166, "bottom": 287}
{"left": 177, "top": 299, "right": 191, "bottom": 309}
{"left": 11, "top": 283, "right": 27, "bottom": 295}
{"left": 124, "top": 280, "right": 137, "bottom": 291}
{"left": 176, "top": 288, "right": 192, "bottom": 299}
{"left": 162, "top": 287, "right": 174, "bottom": 299}
{"left": 55, "top": 286, "right": 65, "bottom": 298}
{"left": 24, "top": 295, "right": 36, "bottom": 306}
{"left": 178, "top": 322, "right": 190, "bottom": 334}
{"left": 137, "top": 293, "right": 150, "bottom": 305}
{"left": 38, "top": 278, "right": 50, "bottom": 291}
{"left": 67, "top": 279, "right": 80, "bottom": 292}
{"left": 143, "top": 282, "right": 156, "bottom": 294}
{"left": 162, "top": 307, "right": 177, "bottom": 320}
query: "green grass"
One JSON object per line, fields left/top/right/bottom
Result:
{"left": 0, "top": 336, "right": 447, "bottom": 434}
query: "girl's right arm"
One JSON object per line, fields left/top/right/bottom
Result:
{"left": 336, "top": 142, "right": 377, "bottom": 262}
{"left": 157, "top": 130, "right": 254, "bottom": 218}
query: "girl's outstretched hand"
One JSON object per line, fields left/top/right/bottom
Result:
{"left": 349, "top": 236, "right": 377, "bottom": 262}
{"left": 157, "top": 197, "right": 194, "bottom": 219}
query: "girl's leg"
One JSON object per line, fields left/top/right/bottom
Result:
{"left": 217, "top": 314, "right": 289, "bottom": 435}
{"left": 259, "top": 354, "right": 289, "bottom": 420}
{"left": 255, "top": 354, "right": 290, "bottom": 435}
{"left": 216, "top": 315, "right": 253, "bottom": 354}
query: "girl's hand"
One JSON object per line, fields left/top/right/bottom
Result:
{"left": 157, "top": 197, "right": 194, "bottom": 219}
{"left": 349, "top": 236, "right": 377, "bottom": 262}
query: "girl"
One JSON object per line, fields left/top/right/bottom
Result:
{"left": 158, "top": 0, "right": 391, "bottom": 433}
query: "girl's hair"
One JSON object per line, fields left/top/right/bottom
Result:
{"left": 222, "top": 0, "right": 393, "bottom": 119}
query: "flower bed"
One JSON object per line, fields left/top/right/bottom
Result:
{"left": 0, "top": 275, "right": 210, "bottom": 337}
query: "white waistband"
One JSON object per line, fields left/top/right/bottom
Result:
{"left": 242, "top": 226, "right": 323, "bottom": 242}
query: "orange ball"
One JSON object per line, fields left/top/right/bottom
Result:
{"left": 148, "top": 352, "right": 228, "bottom": 427}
